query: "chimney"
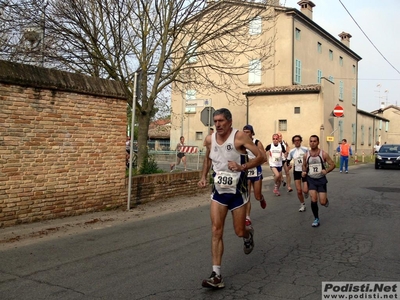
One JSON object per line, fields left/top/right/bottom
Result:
{"left": 297, "top": 0, "right": 315, "bottom": 20}
{"left": 338, "top": 31, "right": 352, "bottom": 48}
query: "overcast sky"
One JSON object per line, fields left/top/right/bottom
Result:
{"left": 282, "top": 0, "right": 400, "bottom": 112}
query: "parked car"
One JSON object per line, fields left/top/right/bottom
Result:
{"left": 375, "top": 144, "right": 400, "bottom": 169}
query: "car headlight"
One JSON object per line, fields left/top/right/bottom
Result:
{"left": 397, "top": 156, "right": 400, "bottom": 161}
{"left": 377, "top": 155, "right": 382, "bottom": 159}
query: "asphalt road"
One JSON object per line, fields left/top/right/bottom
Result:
{"left": 0, "top": 164, "right": 399, "bottom": 299}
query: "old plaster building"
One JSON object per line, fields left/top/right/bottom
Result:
{"left": 370, "top": 105, "right": 400, "bottom": 145}
{"left": 170, "top": 0, "right": 395, "bottom": 155}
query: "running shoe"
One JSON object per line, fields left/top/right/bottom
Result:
{"left": 243, "top": 227, "right": 254, "bottom": 255}
{"left": 282, "top": 181, "right": 287, "bottom": 187}
{"left": 260, "top": 198, "right": 267, "bottom": 209}
{"left": 299, "top": 204, "right": 306, "bottom": 212}
{"left": 345, "top": 171, "right": 348, "bottom": 174}
{"left": 339, "top": 170, "right": 342, "bottom": 173}
{"left": 324, "top": 199, "right": 329, "bottom": 207}
{"left": 304, "top": 192, "right": 309, "bottom": 199}
{"left": 245, "top": 218, "right": 252, "bottom": 230}
{"left": 202, "top": 272, "right": 225, "bottom": 289}
{"left": 311, "top": 218, "right": 320, "bottom": 227}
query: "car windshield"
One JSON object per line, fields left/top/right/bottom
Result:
{"left": 379, "top": 146, "right": 400, "bottom": 154}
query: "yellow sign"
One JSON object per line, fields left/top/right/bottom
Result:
{"left": 326, "top": 136, "right": 334, "bottom": 142}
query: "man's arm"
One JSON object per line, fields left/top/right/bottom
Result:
{"left": 239, "top": 132, "right": 264, "bottom": 171}
{"left": 257, "top": 140, "right": 268, "bottom": 163}
{"left": 198, "top": 135, "right": 212, "bottom": 187}
{"left": 324, "top": 152, "right": 336, "bottom": 174}
{"left": 301, "top": 153, "right": 308, "bottom": 176}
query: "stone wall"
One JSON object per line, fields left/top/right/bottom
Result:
{"left": 0, "top": 60, "right": 129, "bottom": 227}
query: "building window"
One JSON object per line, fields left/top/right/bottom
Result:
{"left": 294, "top": 59, "right": 301, "bottom": 84}
{"left": 295, "top": 28, "right": 301, "bottom": 40}
{"left": 339, "top": 56, "right": 343, "bottom": 66}
{"left": 339, "top": 81, "right": 344, "bottom": 100}
{"left": 352, "top": 87, "right": 356, "bottom": 105}
{"left": 294, "top": 107, "right": 300, "bottom": 114}
{"left": 317, "top": 42, "right": 322, "bottom": 53}
{"left": 317, "top": 69, "right": 322, "bottom": 84}
{"left": 187, "top": 40, "right": 197, "bottom": 64}
{"left": 329, "top": 49, "right": 333, "bottom": 60}
{"left": 328, "top": 75, "right": 334, "bottom": 82}
{"left": 185, "top": 89, "right": 196, "bottom": 113}
{"left": 361, "top": 125, "right": 365, "bottom": 145}
{"left": 385, "top": 121, "right": 389, "bottom": 132}
{"left": 196, "top": 132, "right": 203, "bottom": 140}
{"left": 248, "top": 59, "right": 261, "bottom": 84}
{"left": 339, "top": 120, "right": 343, "bottom": 141}
{"left": 368, "top": 126, "right": 372, "bottom": 146}
{"left": 352, "top": 123, "right": 356, "bottom": 145}
{"left": 353, "top": 64, "right": 356, "bottom": 74}
{"left": 249, "top": 16, "right": 262, "bottom": 35}
{"left": 379, "top": 120, "right": 382, "bottom": 130}
{"left": 279, "top": 120, "right": 287, "bottom": 131}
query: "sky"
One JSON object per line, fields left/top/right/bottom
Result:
{"left": 282, "top": 0, "right": 400, "bottom": 112}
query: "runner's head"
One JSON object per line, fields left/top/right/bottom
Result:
{"left": 213, "top": 108, "right": 232, "bottom": 136}
{"left": 243, "top": 124, "right": 255, "bottom": 137}
{"left": 272, "top": 133, "right": 280, "bottom": 146}
{"left": 292, "top": 135, "right": 302, "bottom": 145}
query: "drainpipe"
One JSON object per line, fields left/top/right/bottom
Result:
{"left": 246, "top": 94, "right": 249, "bottom": 124}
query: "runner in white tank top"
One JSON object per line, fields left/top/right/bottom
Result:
{"left": 198, "top": 108, "right": 264, "bottom": 289}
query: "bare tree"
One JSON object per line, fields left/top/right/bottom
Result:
{"left": 1, "top": 0, "right": 276, "bottom": 167}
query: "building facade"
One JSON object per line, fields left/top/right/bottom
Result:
{"left": 170, "top": 0, "right": 394, "bottom": 156}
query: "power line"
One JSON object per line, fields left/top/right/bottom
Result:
{"left": 338, "top": 0, "right": 400, "bottom": 75}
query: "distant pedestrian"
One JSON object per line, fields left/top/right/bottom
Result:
{"left": 373, "top": 141, "right": 381, "bottom": 153}
{"left": 266, "top": 133, "right": 286, "bottom": 196}
{"left": 287, "top": 135, "right": 309, "bottom": 212}
{"left": 242, "top": 125, "right": 267, "bottom": 231}
{"left": 198, "top": 108, "right": 264, "bottom": 289}
{"left": 302, "top": 135, "right": 335, "bottom": 227}
{"left": 336, "top": 139, "right": 353, "bottom": 173}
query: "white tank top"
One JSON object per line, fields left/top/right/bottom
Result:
{"left": 209, "top": 129, "right": 247, "bottom": 194}
{"left": 268, "top": 143, "right": 284, "bottom": 167}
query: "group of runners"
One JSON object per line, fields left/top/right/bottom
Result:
{"left": 198, "top": 108, "right": 336, "bottom": 289}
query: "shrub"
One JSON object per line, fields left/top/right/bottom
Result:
{"left": 139, "top": 155, "right": 164, "bottom": 174}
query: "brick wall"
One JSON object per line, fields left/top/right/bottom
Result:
{"left": 0, "top": 61, "right": 207, "bottom": 228}
{"left": 0, "top": 61, "right": 129, "bottom": 227}
{"left": 128, "top": 171, "right": 206, "bottom": 206}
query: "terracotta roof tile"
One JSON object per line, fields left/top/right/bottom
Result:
{"left": 244, "top": 84, "right": 321, "bottom": 95}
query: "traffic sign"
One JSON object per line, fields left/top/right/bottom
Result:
{"left": 200, "top": 107, "right": 215, "bottom": 126}
{"left": 326, "top": 136, "right": 334, "bottom": 142}
{"left": 333, "top": 105, "right": 344, "bottom": 117}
